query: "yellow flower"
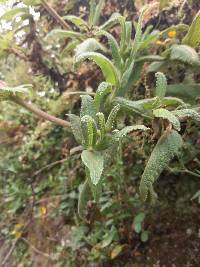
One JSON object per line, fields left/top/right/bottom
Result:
{"left": 39, "top": 206, "right": 47, "bottom": 216}
{"left": 167, "top": 31, "right": 176, "bottom": 38}
{"left": 15, "top": 231, "right": 22, "bottom": 239}
{"left": 14, "top": 223, "right": 23, "bottom": 230}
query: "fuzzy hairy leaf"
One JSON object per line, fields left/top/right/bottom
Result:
{"left": 81, "top": 115, "right": 97, "bottom": 148}
{"left": 94, "top": 82, "right": 112, "bottom": 110}
{"left": 113, "top": 125, "right": 149, "bottom": 141}
{"left": 81, "top": 150, "right": 104, "bottom": 185}
{"left": 46, "top": 29, "right": 84, "bottom": 40}
{"left": 97, "top": 30, "right": 122, "bottom": 70}
{"left": 62, "top": 15, "right": 87, "bottom": 29}
{"left": 153, "top": 108, "right": 181, "bottom": 131}
{"left": 68, "top": 114, "right": 83, "bottom": 144}
{"left": 75, "top": 38, "right": 107, "bottom": 57}
{"left": 172, "top": 109, "right": 200, "bottom": 121}
{"left": 114, "top": 97, "right": 145, "bottom": 114}
{"left": 106, "top": 104, "right": 120, "bottom": 132}
{"left": 75, "top": 52, "right": 120, "bottom": 85}
{"left": 139, "top": 130, "right": 183, "bottom": 202}
{"left": 155, "top": 72, "right": 167, "bottom": 99}
{"left": 80, "top": 95, "right": 96, "bottom": 119}
{"left": 170, "top": 45, "right": 200, "bottom": 66}
{"left": 182, "top": 11, "right": 200, "bottom": 48}
{"left": 96, "top": 112, "right": 106, "bottom": 141}
{"left": 99, "top": 12, "right": 122, "bottom": 31}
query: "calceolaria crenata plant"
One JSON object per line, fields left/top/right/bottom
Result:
{"left": 1, "top": 4, "right": 200, "bottom": 220}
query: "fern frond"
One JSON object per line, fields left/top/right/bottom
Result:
{"left": 139, "top": 130, "right": 183, "bottom": 202}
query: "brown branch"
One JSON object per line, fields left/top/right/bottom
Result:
{"left": 10, "top": 95, "right": 70, "bottom": 128}
{"left": 5, "top": 48, "right": 28, "bottom": 61}
{"left": 41, "top": 0, "right": 70, "bottom": 29}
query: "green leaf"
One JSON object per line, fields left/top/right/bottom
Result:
{"left": 125, "top": 21, "right": 132, "bottom": 48}
{"left": 139, "top": 130, "right": 183, "bottom": 202}
{"left": 45, "top": 29, "right": 84, "bottom": 40}
{"left": 62, "top": 15, "right": 87, "bottom": 29}
{"left": 113, "top": 125, "right": 149, "bottom": 141}
{"left": 0, "top": 7, "right": 29, "bottom": 21}
{"left": 75, "top": 52, "right": 120, "bottom": 86}
{"left": 80, "top": 95, "right": 96, "bottom": 118}
{"left": 105, "top": 104, "right": 120, "bottom": 132}
{"left": 78, "top": 179, "right": 91, "bottom": 219}
{"left": 153, "top": 108, "right": 181, "bottom": 131}
{"left": 61, "top": 40, "right": 80, "bottom": 56}
{"left": 170, "top": 44, "right": 200, "bottom": 66}
{"left": 161, "top": 97, "right": 185, "bottom": 106}
{"left": 75, "top": 38, "right": 107, "bottom": 57}
{"left": 166, "top": 83, "right": 200, "bottom": 102}
{"left": 141, "top": 230, "right": 149, "bottom": 242}
{"left": 147, "top": 61, "right": 166, "bottom": 73}
{"left": 182, "top": 11, "right": 200, "bottom": 48}
{"left": 96, "top": 112, "right": 106, "bottom": 141}
{"left": 131, "top": 7, "right": 146, "bottom": 59}
{"left": 99, "top": 12, "right": 122, "bottom": 31}
{"left": 94, "top": 82, "right": 112, "bottom": 110}
{"left": 96, "top": 30, "right": 122, "bottom": 70}
{"left": 117, "top": 62, "right": 134, "bottom": 96}
{"left": 114, "top": 97, "right": 145, "bottom": 114}
{"left": 93, "top": 0, "right": 105, "bottom": 26}
{"left": 68, "top": 114, "right": 83, "bottom": 144}
{"left": 81, "top": 150, "right": 104, "bottom": 185}
{"left": 81, "top": 115, "right": 97, "bottom": 148}
{"left": 133, "top": 212, "right": 145, "bottom": 233}
{"left": 101, "top": 226, "right": 117, "bottom": 248}
{"left": 172, "top": 109, "right": 200, "bottom": 121}
{"left": 155, "top": 72, "right": 167, "bottom": 98}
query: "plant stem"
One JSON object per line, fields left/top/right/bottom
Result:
{"left": 41, "top": 0, "right": 70, "bottom": 30}
{"left": 10, "top": 95, "right": 70, "bottom": 128}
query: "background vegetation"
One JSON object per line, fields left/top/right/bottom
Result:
{"left": 0, "top": 0, "right": 200, "bottom": 266}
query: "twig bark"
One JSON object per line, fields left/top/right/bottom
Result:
{"left": 10, "top": 95, "right": 70, "bottom": 128}
{"left": 41, "top": 0, "right": 70, "bottom": 29}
